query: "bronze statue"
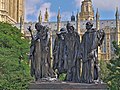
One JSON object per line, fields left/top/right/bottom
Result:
{"left": 53, "top": 28, "right": 67, "bottom": 78}
{"left": 53, "top": 22, "right": 81, "bottom": 82}
{"left": 28, "top": 21, "right": 105, "bottom": 84}
{"left": 81, "top": 22, "right": 105, "bottom": 83}
{"left": 28, "top": 23, "right": 55, "bottom": 81}
{"left": 64, "top": 22, "right": 81, "bottom": 82}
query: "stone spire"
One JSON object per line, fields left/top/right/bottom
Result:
{"left": 76, "top": 10, "right": 81, "bottom": 39}
{"left": 115, "top": 7, "right": 120, "bottom": 44}
{"left": 116, "top": 7, "right": 119, "bottom": 21}
{"left": 44, "top": 8, "right": 49, "bottom": 22}
{"left": 57, "top": 7, "right": 61, "bottom": 31}
{"left": 57, "top": 7, "right": 61, "bottom": 22}
{"left": 96, "top": 8, "right": 101, "bottom": 60}
{"left": 96, "top": 8, "right": 100, "bottom": 30}
{"left": 38, "top": 10, "right": 42, "bottom": 23}
{"left": 80, "top": 0, "right": 94, "bottom": 20}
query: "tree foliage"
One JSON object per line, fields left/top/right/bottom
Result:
{"left": 99, "top": 60, "right": 110, "bottom": 82}
{"left": 0, "top": 22, "right": 32, "bottom": 90}
{"left": 105, "top": 41, "right": 120, "bottom": 90}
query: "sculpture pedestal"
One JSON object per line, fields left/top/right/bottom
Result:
{"left": 29, "top": 82, "right": 109, "bottom": 90}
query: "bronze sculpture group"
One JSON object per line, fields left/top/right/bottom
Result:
{"left": 28, "top": 22, "right": 105, "bottom": 83}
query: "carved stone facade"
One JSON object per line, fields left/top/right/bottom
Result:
{"left": 80, "top": 0, "right": 94, "bottom": 21}
{"left": 0, "top": 0, "right": 24, "bottom": 24}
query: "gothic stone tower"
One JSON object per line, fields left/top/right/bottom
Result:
{"left": 80, "top": 0, "right": 94, "bottom": 21}
{"left": 0, "top": 0, "right": 24, "bottom": 24}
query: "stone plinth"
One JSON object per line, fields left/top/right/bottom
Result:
{"left": 29, "top": 82, "right": 109, "bottom": 90}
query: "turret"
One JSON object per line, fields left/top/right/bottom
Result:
{"left": 38, "top": 10, "right": 42, "bottom": 23}
{"left": 71, "top": 12, "right": 75, "bottom": 21}
{"left": 44, "top": 8, "right": 49, "bottom": 22}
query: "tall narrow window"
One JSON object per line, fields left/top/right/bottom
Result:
{"left": 86, "top": 5, "right": 89, "bottom": 12}
{"left": 1, "top": 0, "right": 5, "bottom": 9}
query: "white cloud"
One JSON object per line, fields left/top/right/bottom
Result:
{"left": 25, "top": 0, "right": 57, "bottom": 22}
{"left": 38, "top": 2, "right": 57, "bottom": 21}
{"left": 25, "top": 0, "right": 42, "bottom": 22}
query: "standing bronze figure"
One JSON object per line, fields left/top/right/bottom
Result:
{"left": 81, "top": 22, "right": 105, "bottom": 83}
{"left": 29, "top": 23, "right": 55, "bottom": 81}
{"left": 65, "top": 23, "right": 81, "bottom": 82}
{"left": 53, "top": 22, "right": 81, "bottom": 82}
{"left": 53, "top": 28, "right": 67, "bottom": 78}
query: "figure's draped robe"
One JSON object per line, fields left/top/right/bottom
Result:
{"left": 65, "top": 32, "right": 81, "bottom": 82}
{"left": 81, "top": 29, "right": 105, "bottom": 83}
{"left": 53, "top": 36, "right": 66, "bottom": 71}
{"left": 30, "top": 32, "right": 55, "bottom": 80}
{"left": 34, "top": 39, "right": 41, "bottom": 79}
{"left": 53, "top": 35, "right": 67, "bottom": 76}
{"left": 81, "top": 29, "right": 97, "bottom": 83}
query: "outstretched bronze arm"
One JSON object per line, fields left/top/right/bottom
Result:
{"left": 28, "top": 26, "right": 34, "bottom": 40}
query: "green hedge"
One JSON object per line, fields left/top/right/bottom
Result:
{"left": 0, "top": 22, "right": 32, "bottom": 90}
